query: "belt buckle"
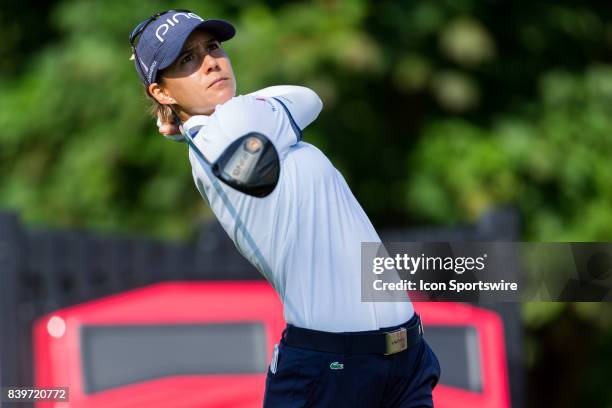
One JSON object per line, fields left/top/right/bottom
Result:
{"left": 384, "top": 327, "right": 408, "bottom": 355}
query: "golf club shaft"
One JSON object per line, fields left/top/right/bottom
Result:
{"left": 171, "top": 110, "right": 213, "bottom": 166}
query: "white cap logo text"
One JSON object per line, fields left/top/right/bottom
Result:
{"left": 155, "top": 13, "right": 203, "bottom": 43}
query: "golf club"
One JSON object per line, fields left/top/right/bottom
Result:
{"left": 174, "top": 112, "right": 280, "bottom": 198}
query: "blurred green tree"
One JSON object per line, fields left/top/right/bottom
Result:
{"left": 2, "top": 0, "right": 612, "bottom": 239}
{"left": 406, "top": 66, "right": 612, "bottom": 240}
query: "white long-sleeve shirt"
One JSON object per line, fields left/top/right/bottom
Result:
{"left": 185, "top": 85, "right": 413, "bottom": 332}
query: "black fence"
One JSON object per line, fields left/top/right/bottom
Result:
{"left": 0, "top": 208, "right": 524, "bottom": 407}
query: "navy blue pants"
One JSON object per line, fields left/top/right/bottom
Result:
{"left": 263, "top": 320, "right": 441, "bottom": 407}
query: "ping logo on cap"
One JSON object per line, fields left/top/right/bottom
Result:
{"left": 155, "top": 12, "right": 203, "bottom": 43}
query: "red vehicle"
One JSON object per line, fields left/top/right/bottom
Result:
{"left": 34, "top": 282, "right": 510, "bottom": 408}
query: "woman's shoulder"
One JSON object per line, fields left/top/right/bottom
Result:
{"left": 211, "top": 94, "right": 276, "bottom": 121}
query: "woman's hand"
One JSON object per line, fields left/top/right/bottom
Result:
{"left": 156, "top": 115, "right": 181, "bottom": 136}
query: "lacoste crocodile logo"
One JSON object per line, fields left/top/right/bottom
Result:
{"left": 329, "top": 361, "right": 344, "bottom": 370}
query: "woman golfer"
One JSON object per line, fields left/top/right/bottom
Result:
{"left": 130, "top": 9, "right": 440, "bottom": 407}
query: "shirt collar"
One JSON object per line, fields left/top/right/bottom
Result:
{"left": 183, "top": 114, "right": 209, "bottom": 133}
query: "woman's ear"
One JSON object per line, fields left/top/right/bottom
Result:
{"left": 149, "top": 83, "right": 176, "bottom": 105}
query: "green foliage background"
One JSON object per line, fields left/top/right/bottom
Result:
{"left": 1, "top": 0, "right": 612, "bottom": 405}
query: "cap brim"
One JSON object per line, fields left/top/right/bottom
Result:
{"left": 157, "top": 19, "right": 236, "bottom": 72}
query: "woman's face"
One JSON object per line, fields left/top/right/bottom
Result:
{"left": 150, "top": 29, "right": 236, "bottom": 117}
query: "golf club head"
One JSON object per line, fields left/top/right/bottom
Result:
{"left": 212, "top": 132, "right": 280, "bottom": 197}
